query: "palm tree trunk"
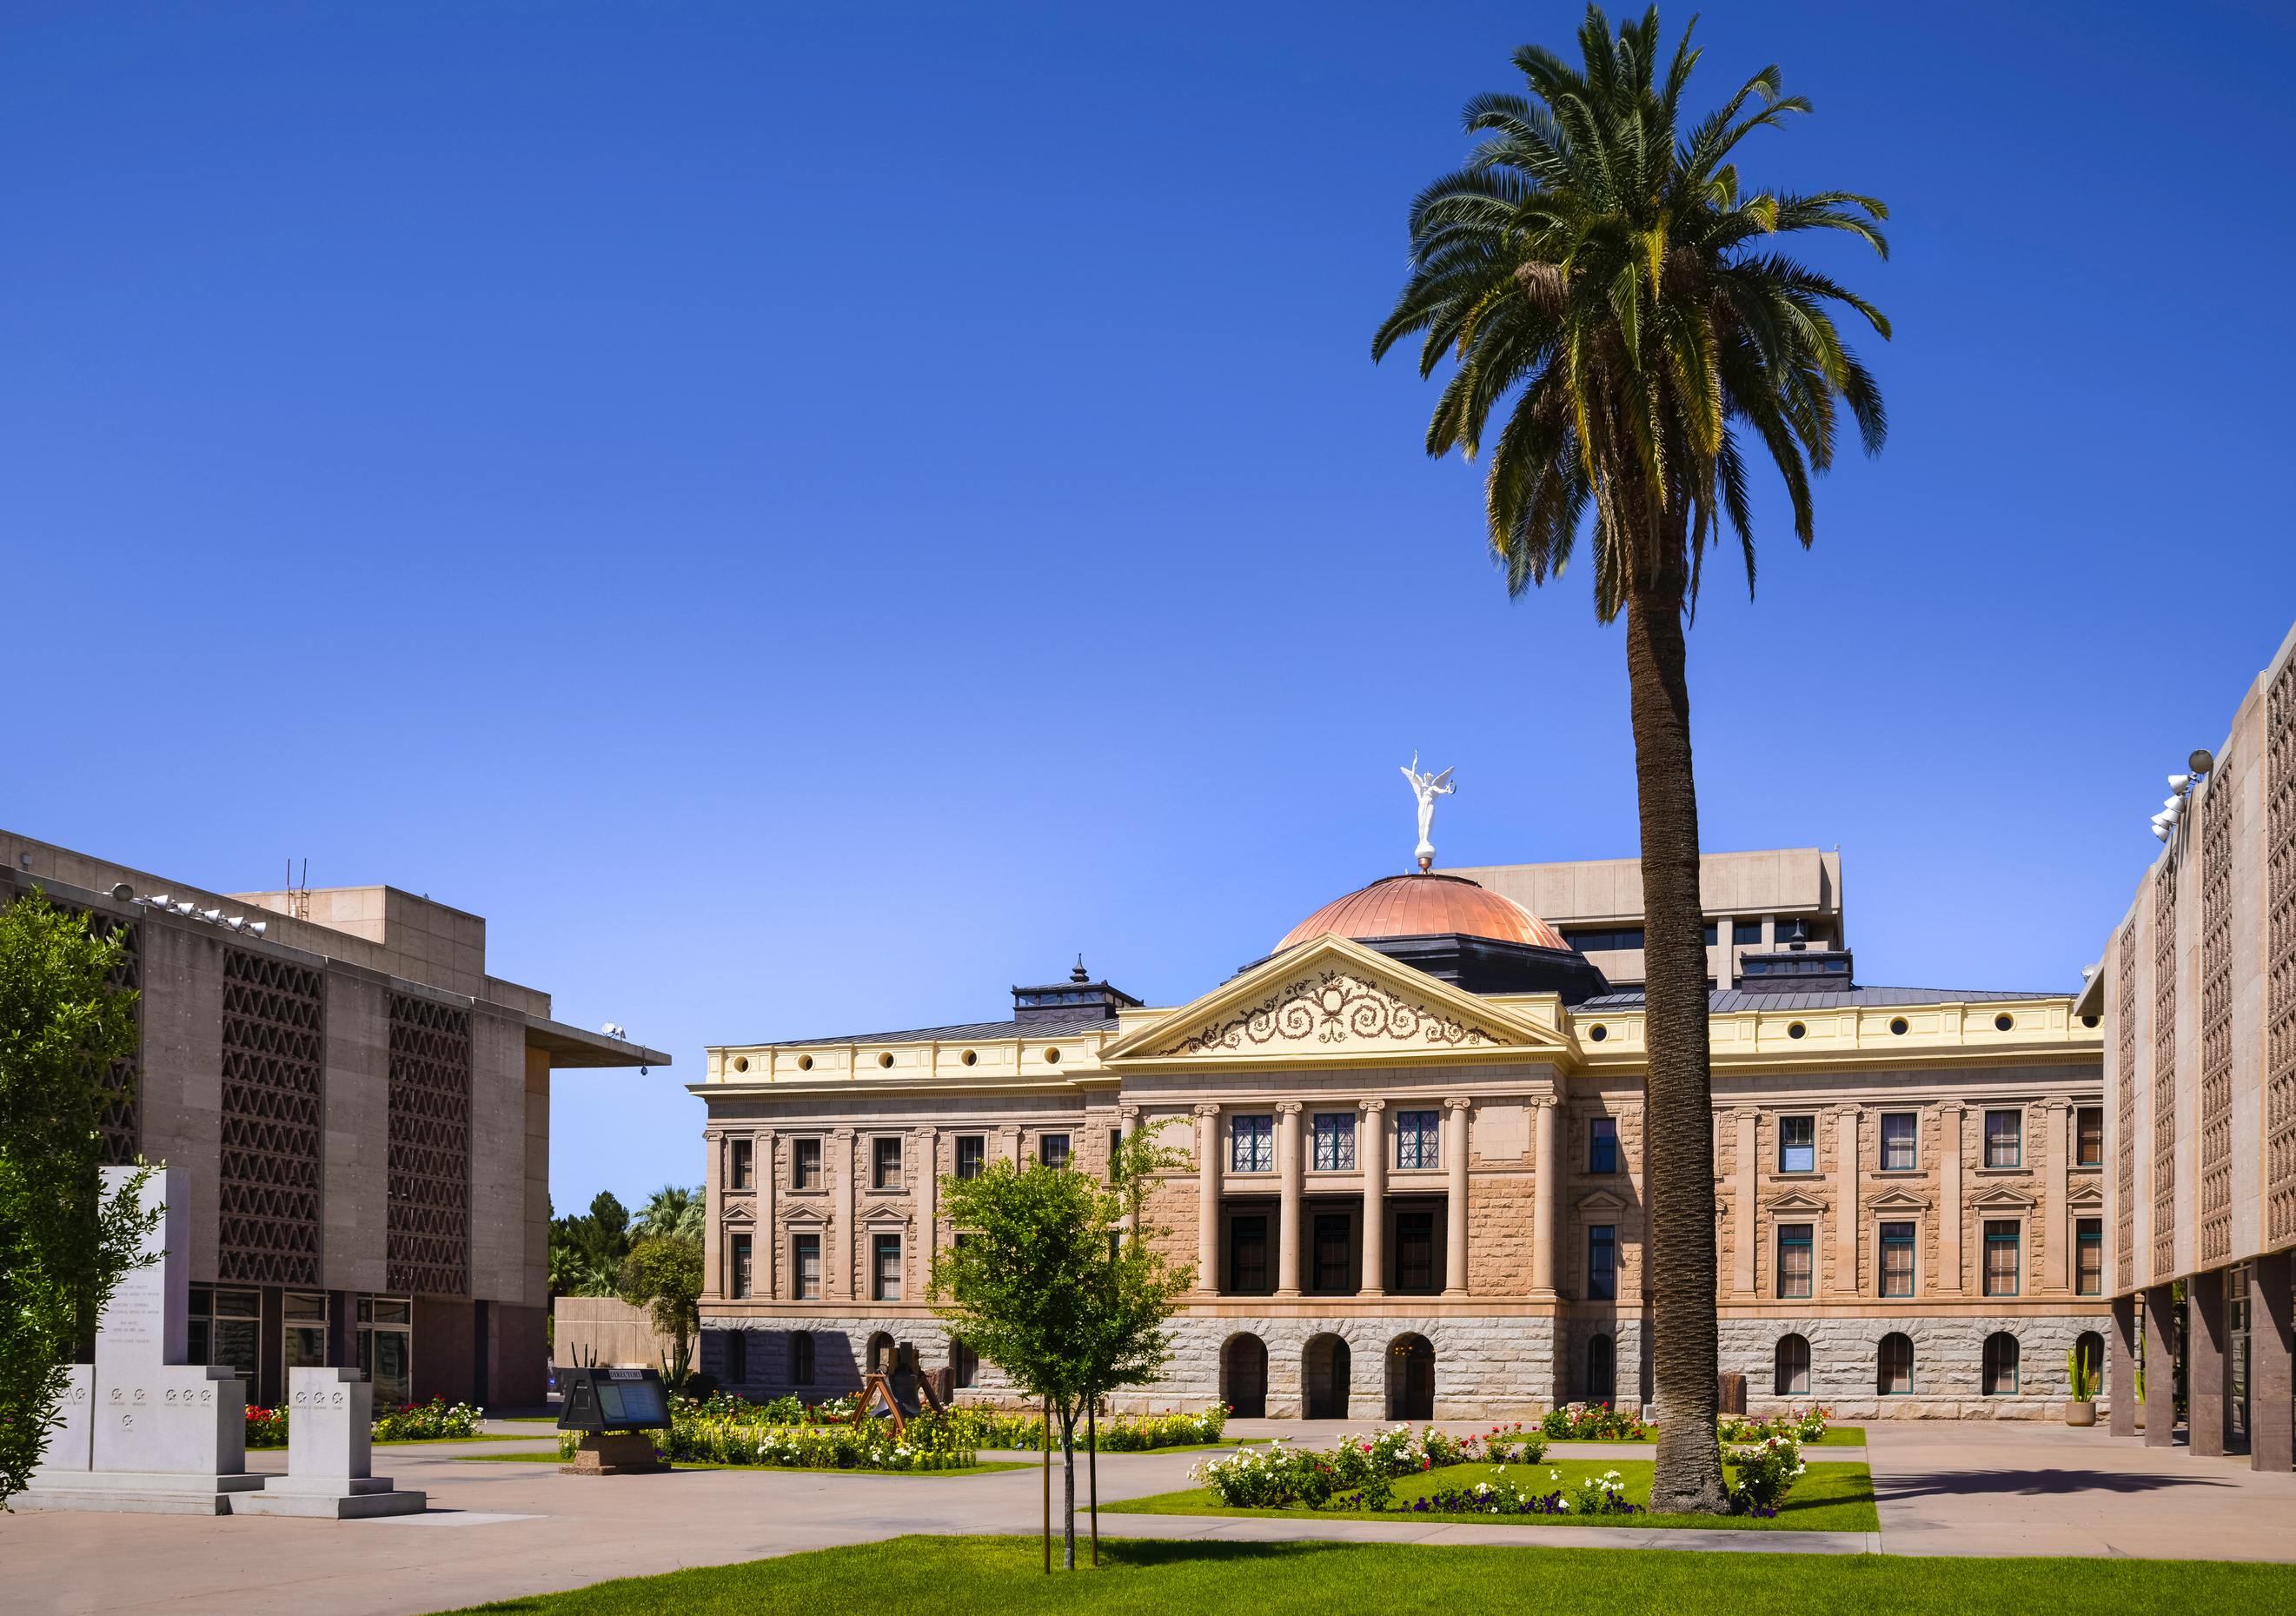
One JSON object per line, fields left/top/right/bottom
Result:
{"left": 1623, "top": 566, "right": 1729, "bottom": 1516}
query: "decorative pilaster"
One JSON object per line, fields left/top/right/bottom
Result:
{"left": 1444, "top": 1097, "right": 1471, "bottom": 1295}
{"left": 1938, "top": 1104, "right": 1964, "bottom": 1294}
{"left": 915, "top": 1127, "right": 939, "bottom": 1287}
{"left": 1195, "top": 1105, "right": 1222, "bottom": 1295}
{"left": 1733, "top": 1110, "right": 1759, "bottom": 1293}
{"left": 832, "top": 1127, "right": 856, "bottom": 1300}
{"left": 1835, "top": 1108, "right": 1859, "bottom": 1297}
{"left": 701, "top": 1128, "right": 726, "bottom": 1302}
{"left": 1359, "top": 1100, "right": 1387, "bottom": 1296}
{"left": 1119, "top": 1105, "right": 1142, "bottom": 1235}
{"left": 1531, "top": 1096, "right": 1559, "bottom": 1297}
{"left": 1276, "top": 1102, "right": 1304, "bottom": 1296}
{"left": 2044, "top": 1099, "right": 2071, "bottom": 1293}
{"left": 761, "top": 1132, "right": 779, "bottom": 1300}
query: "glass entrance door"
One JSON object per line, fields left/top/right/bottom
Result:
{"left": 189, "top": 1285, "right": 261, "bottom": 1387}
{"left": 2228, "top": 1263, "right": 2251, "bottom": 1453}
{"left": 357, "top": 1295, "right": 414, "bottom": 1410}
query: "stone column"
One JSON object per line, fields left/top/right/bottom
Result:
{"left": 915, "top": 1127, "right": 939, "bottom": 1293}
{"left": 761, "top": 1133, "right": 779, "bottom": 1300}
{"left": 2110, "top": 1292, "right": 2137, "bottom": 1438}
{"left": 2143, "top": 1282, "right": 2177, "bottom": 1447}
{"left": 1196, "top": 1105, "right": 1222, "bottom": 1296}
{"left": 1938, "top": 1104, "right": 1964, "bottom": 1294}
{"left": 1531, "top": 1097, "right": 1559, "bottom": 1297}
{"left": 2254, "top": 1254, "right": 2293, "bottom": 1473}
{"left": 1443, "top": 1097, "right": 1471, "bottom": 1295}
{"left": 1835, "top": 1108, "right": 1860, "bottom": 1297}
{"left": 1120, "top": 1105, "right": 1142, "bottom": 1237}
{"left": 1276, "top": 1102, "right": 1304, "bottom": 1296}
{"left": 1359, "top": 1101, "right": 1387, "bottom": 1297}
{"left": 832, "top": 1127, "right": 856, "bottom": 1301}
{"left": 702, "top": 1128, "right": 726, "bottom": 1300}
{"left": 2189, "top": 1267, "right": 2226, "bottom": 1457}
{"left": 1733, "top": 1111, "right": 1758, "bottom": 1293}
{"left": 2044, "top": 1100, "right": 2071, "bottom": 1293}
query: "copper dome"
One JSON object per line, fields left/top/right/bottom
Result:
{"left": 1275, "top": 874, "right": 1570, "bottom": 954}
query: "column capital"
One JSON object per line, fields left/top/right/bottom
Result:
{"left": 1120, "top": 1104, "right": 1142, "bottom": 1122}
{"left": 1531, "top": 1094, "right": 1560, "bottom": 1110}
{"left": 1276, "top": 1101, "right": 1304, "bottom": 1114}
{"left": 1444, "top": 1095, "right": 1473, "bottom": 1112}
{"left": 833, "top": 1127, "right": 855, "bottom": 1140}
{"left": 1733, "top": 1107, "right": 1761, "bottom": 1121}
{"left": 913, "top": 1124, "right": 939, "bottom": 1139}
{"left": 1358, "top": 1098, "right": 1387, "bottom": 1113}
{"left": 703, "top": 1128, "right": 727, "bottom": 1142}
{"left": 2044, "top": 1096, "right": 2073, "bottom": 1112}
{"left": 1193, "top": 1103, "right": 1223, "bottom": 1117}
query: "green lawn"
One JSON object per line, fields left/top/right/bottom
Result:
{"left": 429, "top": 1533, "right": 2296, "bottom": 1616}
{"left": 1103, "top": 1459, "right": 1877, "bottom": 1532}
{"left": 447, "top": 1451, "right": 1032, "bottom": 1477}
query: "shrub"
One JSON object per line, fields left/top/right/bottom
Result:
{"left": 1724, "top": 1433, "right": 1805, "bottom": 1515}
{"left": 1190, "top": 1424, "right": 1540, "bottom": 1509}
{"left": 246, "top": 1406, "right": 289, "bottom": 1448}
{"left": 371, "top": 1397, "right": 484, "bottom": 1442}
{"left": 1717, "top": 1405, "right": 1829, "bottom": 1445}
{"left": 1382, "top": 1466, "right": 1644, "bottom": 1517}
{"left": 1540, "top": 1403, "right": 1652, "bottom": 1440}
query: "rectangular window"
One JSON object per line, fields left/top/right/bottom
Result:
{"left": 1983, "top": 1220, "right": 2021, "bottom": 1295}
{"left": 2075, "top": 1217, "right": 2103, "bottom": 1295}
{"left": 793, "top": 1235, "right": 821, "bottom": 1300}
{"left": 1589, "top": 1117, "right": 1618, "bottom": 1175}
{"left": 1880, "top": 1113, "right": 1917, "bottom": 1171}
{"left": 724, "top": 1327, "right": 747, "bottom": 1385}
{"left": 1039, "top": 1134, "right": 1072, "bottom": 1171}
{"left": 1395, "top": 1210, "right": 1435, "bottom": 1292}
{"left": 1230, "top": 1215, "right": 1268, "bottom": 1293}
{"left": 1703, "top": 923, "right": 1718, "bottom": 945}
{"left": 792, "top": 1330, "right": 815, "bottom": 1385}
{"left": 1395, "top": 1111, "right": 1441, "bottom": 1170}
{"left": 2076, "top": 1107, "right": 2104, "bottom": 1167}
{"left": 793, "top": 1138, "right": 822, "bottom": 1189}
{"left": 1313, "top": 1213, "right": 1351, "bottom": 1292}
{"left": 1880, "top": 1221, "right": 1915, "bottom": 1298}
{"left": 1230, "top": 1116, "right": 1273, "bottom": 1173}
{"left": 1778, "top": 1115, "right": 1815, "bottom": 1174}
{"left": 1734, "top": 921, "right": 1764, "bottom": 945}
{"left": 1565, "top": 928, "right": 1646, "bottom": 954}
{"left": 1313, "top": 1113, "right": 1357, "bottom": 1170}
{"left": 956, "top": 1135, "right": 985, "bottom": 1180}
{"left": 730, "top": 1138, "right": 753, "bottom": 1191}
{"left": 731, "top": 1233, "right": 753, "bottom": 1299}
{"left": 873, "top": 1234, "right": 902, "bottom": 1300}
{"left": 1985, "top": 1110, "right": 2022, "bottom": 1168}
{"left": 1588, "top": 1225, "right": 1617, "bottom": 1300}
{"left": 1108, "top": 1128, "right": 1123, "bottom": 1183}
{"left": 1776, "top": 1223, "right": 1814, "bottom": 1299}
{"left": 873, "top": 1137, "right": 904, "bottom": 1190}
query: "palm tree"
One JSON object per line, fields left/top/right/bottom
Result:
{"left": 632, "top": 1183, "right": 705, "bottom": 1242}
{"left": 1373, "top": 5, "right": 1888, "bottom": 1513}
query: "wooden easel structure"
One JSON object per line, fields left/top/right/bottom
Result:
{"left": 857, "top": 1371, "right": 946, "bottom": 1437}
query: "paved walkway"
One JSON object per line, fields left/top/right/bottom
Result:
{"left": 3, "top": 1419, "right": 2289, "bottom": 1616}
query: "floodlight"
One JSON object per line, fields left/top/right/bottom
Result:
{"left": 2169, "top": 775, "right": 2191, "bottom": 792}
{"left": 2153, "top": 825, "right": 2172, "bottom": 841}
{"left": 248, "top": 922, "right": 266, "bottom": 937}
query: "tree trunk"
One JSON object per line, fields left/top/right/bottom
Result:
{"left": 1087, "top": 1400, "right": 1099, "bottom": 1566}
{"left": 1059, "top": 1408, "right": 1078, "bottom": 1569}
{"left": 1624, "top": 567, "right": 1729, "bottom": 1516}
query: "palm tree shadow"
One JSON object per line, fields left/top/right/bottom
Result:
{"left": 1877, "top": 1467, "right": 2240, "bottom": 1501}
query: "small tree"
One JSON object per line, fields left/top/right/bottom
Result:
{"left": 0, "top": 890, "right": 162, "bottom": 1501}
{"left": 931, "top": 1123, "right": 1193, "bottom": 1569}
{"left": 619, "top": 1234, "right": 703, "bottom": 1387}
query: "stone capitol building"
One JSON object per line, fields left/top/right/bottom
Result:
{"left": 689, "top": 831, "right": 2109, "bottom": 1424}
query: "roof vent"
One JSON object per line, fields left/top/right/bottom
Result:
{"left": 1737, "top": 947, "right": 1854, "bottom": 993}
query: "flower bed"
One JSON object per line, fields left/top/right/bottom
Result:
{"left": 1191, "top": 1424, "right": 1543, "bottom": 1510}
{"left": 562, "top": 1413, "right": 978, "bottom": 1472}
{"left": 1540, "top": 1404, "right": 1652, "bottom": 1441}
{"left": 242, "top": 1394, "right": 481, "bottom": 1447}
{"left": 674, "top": 1394, "right": 1228, "bottom": 1453}
{"left": 1372, "top": 1466, "right": 1645, "bottom": 1517}
{"left": 246, "top": 1406, "right": 289, "bottom": 1448}
{"left": 1719, "top": 1406, "right": 1830, "bottom": 1445}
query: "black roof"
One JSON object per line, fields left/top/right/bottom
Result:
{"left": 768, "top": 1014, "right": 1118, "bottom": 1047}
{"left": 1576, "top": 985, "right": 2073, "bottom": 1013}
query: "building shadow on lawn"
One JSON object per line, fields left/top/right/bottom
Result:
{"left": 1875, "top": 1468, "right": 2241, "bottom": 1501}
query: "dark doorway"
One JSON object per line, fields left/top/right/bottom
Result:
{"left": 1388, "top": 1333, "right": 1433, "bottom": 1420}
{"left": 1224, "top": 1334, "right": 1268, "bottom": 1418}
{"left": 1395, "top": 1212, "right": 1435, "bottom": 1293}
{"left": 1304, "top": 1333, "right": 1350, "bottom": 1419}
{"left": 1587, "top": 1333, "right": 1615, "bottom": 1406}
{"left": 1230, "top": 1216, "right": 1269, "bottom": 1294}
{"left": 1313, "top": 1214, "right": 1353, "bottom": 1293}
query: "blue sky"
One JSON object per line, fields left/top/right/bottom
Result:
{"left": 6, "top": 2, "right": 2292, "bottom": 1211}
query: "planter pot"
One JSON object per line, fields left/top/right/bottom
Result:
{"left": 2133, "top": 1407, "right": 2145, "bottom": 1431}
{"left": 2064, "top": 1400, "right": 2096, "bottom": 1427}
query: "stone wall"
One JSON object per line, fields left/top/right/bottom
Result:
{"left": 1722, "top": 1312, "right": 2112, "bottom": 1420}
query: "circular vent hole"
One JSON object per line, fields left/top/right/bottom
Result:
{"left": 961, "top": 1050, "right": 978, "bottom": 1067}
{"left": 1994, "top": 1014, "right": 2014, "bottom": 1032}
{"left": 1888, "top": 1018, "right": 1908, "bottom": 1036}
{"left": 1588, "top": 1024, "right": 1608, "bottom": 1043}
{"left": 733, "top": 1056, "right": 749, "bottom": 1073}
{"left": 1787, "top": 1021, "right": 1807, "bottom": 1040}
{"left": 879, "top": 1052, "right": 895, "bottom": 1067}
{"left": 797, "top": 1054, "right": 813, "bottom": 1071}
{"left": 2082, "top": 1014, "right": 2100, "bottom": 1028}
{"left": 1045, "top": 1047, "right": 1062, "bottom": 1064}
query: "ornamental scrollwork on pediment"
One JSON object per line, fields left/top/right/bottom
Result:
{"left": 1161, "top": 969, "right": 1506, "bottom": 1055}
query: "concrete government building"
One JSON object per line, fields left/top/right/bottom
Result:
{"left": 693, "top": 845, "right": 2111, "bottom": 1422}
{"left": 3, "top": 831, "right": 667, "bottom": 1413}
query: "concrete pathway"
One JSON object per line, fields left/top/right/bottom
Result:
{"left": 4, "top": 1420, "right": 2288, "bottom": 1616}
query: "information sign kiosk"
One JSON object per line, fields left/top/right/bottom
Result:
{"left": 556, "top": 1367, "right": 673, "bottom": 1474}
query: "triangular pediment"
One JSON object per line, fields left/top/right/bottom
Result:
{"left": 858, "top": 1201, "right": 912, "bottom": 1223}
{"left": 1575, "top": 1188, "right": 1629, "bottom": 1213}
{"left": 1764, "top": 1189, "right": 1830, "bottom": 1214}
{"left": 1867, "top": 1187, "right": 1931, "bottom": 1211}
{"left": 1102, "top": 933, "right": 1573, "bottom": 1067}
{"left": 781, "top": 1203, "right": 829, "bottom": 1225}
{"left": 722, "top": 1204, "right": 755, "bottom": 1227}
{"left": 1970, "top": 1185, "right": 2037, "bottom": 1211}
{"left": 2067, "top": 1179, "right": 2104, "bottom": 1207}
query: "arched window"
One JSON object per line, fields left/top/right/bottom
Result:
{"left": 950, "top": 1337, "right": 978, "bottom": 1390}
{"left": 1774, "top": 1333, "right": 1810, "bottom": 1396}
{"left": 1224, "top": 1333, "right": 1269, "bottom": 1419}
{"left": 1587, "top": 1334, "right": 1616, "bottom": 1406}
{"left": 1982, "top": 1332, "right": 2019, "bottom": 1395}
{"left": 791, "top": 1329, "right": 815, "bottom": 1387}
{"left": 867, "top": 1332, "right": 897, "bottom": 1376}
{"left": 2073, "top": 1330, "right": 2104, "bottom": 1394}
{"left": 1876, "top": 1333, "right": 1912, "bottom": 1395}
{"left": 724, "top": 1327, "right": 748, "bottom": 1386}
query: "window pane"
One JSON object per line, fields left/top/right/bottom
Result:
{"left": 1313, "top": 1213, "right": 1351, "bottom": 1291}
{"left": 1231, "top": 1117, "right": 1272, "bottom": 1173}
{"left": 733, "top": 1234, "right": 753, "bottom": 1299}
{"left": 1734, "top": 921, "right": 1764, "bottom": 945}
{"left": 1313, "top": 1114, "right": 1356, "bottom": 1171}
{"left": 1779, "top": 1116, "right": 1815, "bottom": 1174}
{"left": 2075, "top": 1218, "right": 2103, "bottom": 1295}
{"left": 725, "top": 1329, "right": 747, "bottom": 1385}
{"left": 793, "top": 1331, "right": 815, "bottom": 1386}
{"left": 1985, "top": 1110, "right": 2021, "bottom": 1168}
{"left": 1396, "top": 1111, "right": 1440, "bottom": 1170}
{"left": 1983, "top": 1220, "right": 2020, "bottom": 1295}
{"left": 795, "top": 1236, "right": 821, "bottom": 1300}
{"left": 875, "top": 1137, "right": 904, "bottom": 1189}
{"left": 1230, "top": 1216, "right": 1268, "bottom": 1293}
{"left": 1881, "top": 1113, "right": 1917, "bottom": 1171}
{"left": 1877, "top": 1333, "right": 1912, "bottom": 1394}
{"left": 1588, "top": 1226, "right": 1616, "bottom": 1300}
{"left": 1776, "top": 1223, "right": 1813, "bottom": 1299}
{"left": 731, "top": 1139, "right": 753, "bottom": 1190}
{"left": 956, "top": 1136, "right": 985, "bottom": 1179}
{"left": 2076, "top": 1107, "right": 2104, "bottom": 1167}
{"left": 874, "top": 1234, "right": 902, "bottom": 1300}
{"left": 1396, "top": 1212, "right": 1434, "bottom": 1291}
{"left": 794, "top": 1139, "right": 821, "bottom": 1188}
{"left": 1880, "top": 1221, "right": 1915, "bottom": 1298}
{"left": 1589, "top": 1117, "right": 1618, "bottom": 1174}
{"left": 1039, "top": 1134, "right": 1071, "bottom": 1170}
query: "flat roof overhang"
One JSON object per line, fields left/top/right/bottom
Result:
{"left": 520, "top": 1014, "right": 672, "bottom": 1068}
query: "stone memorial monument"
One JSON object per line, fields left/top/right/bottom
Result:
{"left": 18, "top": 1165, "right": 260, "bottom": 1513}
{"left": 18, "top": 1164, "right": 423, "bottom": 1517}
